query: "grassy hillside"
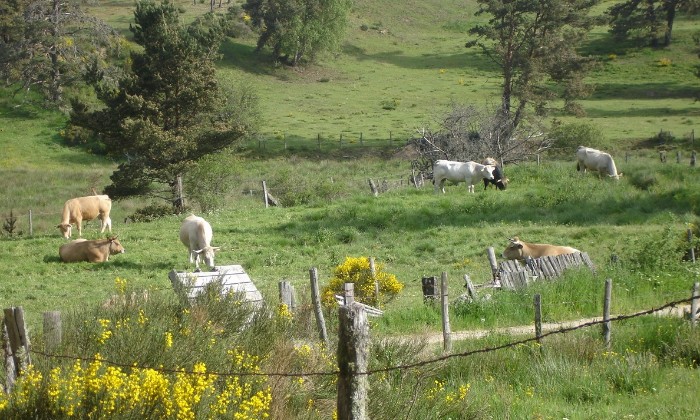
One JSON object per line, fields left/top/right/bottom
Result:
{"left": 78, "top": 0, "right": 700, "bottom": 147}
{"left": 1, "top": 2, "right": 700, "bottom": 417}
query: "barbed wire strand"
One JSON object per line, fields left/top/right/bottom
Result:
{"left": 28, "top": 295, "right": 697, "bottom": 379}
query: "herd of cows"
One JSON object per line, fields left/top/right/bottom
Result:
{"left": 54, "top": 145, "right": 619, "bottom": 268}
{"left": 432, "top": 145, "right": 621, "bottom": 194}
{"left": 56, "top": 195, "right": 220, "bottom": 269}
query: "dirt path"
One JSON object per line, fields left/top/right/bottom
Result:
{"left": 415, "top": 304, "right": 692, "bottom": 345}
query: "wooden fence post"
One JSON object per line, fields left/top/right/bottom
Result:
{"left": 337, "top": 297, "right": 369, "bottom": 420}
{"left": 487, "top": 247, "right": 499, "bottom": 285}
{"left": 441, "top": 272, "right": 452, "bottom": 353}
{"left": 602, "top": 279, "right": 612, "bottom": 348}
{"left": 43, "top": 311, "right": 62, "bottom": 352}
{"left": 309, "top": 268, "right": 329, "bottom": 346}
{"left": 28, "top": 209, "right": 33, "bottom": 237}
{"left": 3, "top": 307, "right": 31, "bottom": 379}
{"left": 691, "top": 282, "right": 699, "bottom": 328}
{"left": 676, "top": 151, "right": 681, "bottom": 164}
{"left": 659, "top": 150, "right": 667, "bottom": 163}
{"left": 688, "top": 229, "right": 696, "bottom": 263}
{"left": 262, "top": 181, "right": 269, "bottom": 208}
{"left": 278, "top": 281, "right": 296, "bottom": 313}
{"left": 691, "top": 151, "right": 697, "bottom": 167}
{"left": 534, "top": 294, "right": 542, "bottom": 344}
{"left": 464, "top": 274, "right": 477, "bottom": 300}
{"left": 343, "top": 283, "right": 355, "bottom": 305}
{"left": 317, "top": 133, "right": 321, "bottom": 150}
{"left": 368, "top": 179, "right": 378, "bottom": 197}
{"left": 369, "top": 257, "right": 379, "bottom": 308}
{"left": 2, "top": 322, "right": 16, "bottom": 393}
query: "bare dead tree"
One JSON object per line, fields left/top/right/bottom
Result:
{"left": 411, "top": 104, "right": 552, "bottom": 177}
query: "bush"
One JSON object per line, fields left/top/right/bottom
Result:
{"left": 628, "top": 170, "right": 657, "bottom": 191}
{"left": 321, "top": 256, "right": 404, "bottom": 307}
{"left": 127, "top": 203, "right": 178, "bottom": 223}
{"left": 548, "top": 121, "right": 604, "bottom": 157}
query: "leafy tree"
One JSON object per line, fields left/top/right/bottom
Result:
{"left": 0, "top": 0, "right": 117, "bottom": 105}
{"left": 608, "top": 0, "right": 700, "bottom": 47}
{"left": 466, "top": 0, "right": 599, "bottom": 133}
{"left": 242, "top": 0, "right": 351, "bottom": 65}
{"left": 70, "top": 0, "right": 258, "bottom": 207}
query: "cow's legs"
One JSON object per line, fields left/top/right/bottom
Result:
{"left": 100, "top": 216, "right": 112, "bottom": 233}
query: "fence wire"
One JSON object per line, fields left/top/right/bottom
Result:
{"left": 27, "top": 295, "right": 698, "bottom": 379}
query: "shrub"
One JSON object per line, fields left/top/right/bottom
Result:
{"left": 628, "top": 170, "right": 657, "bottom": 191}
{"left": 548, "top": 121, "right": 604, "bottom": 157}
{"left": 322, "top": 257, "right": 403, "bottom": 307}
{"left": 127, "top": 203, "right": 178, "bottom": 223}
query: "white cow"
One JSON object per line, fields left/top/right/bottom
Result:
{"left": 433, "top": 160, "right": 495, "bottom": 193}
{"left": 179, "top": 214, "right": 220, "bottom": 271}
{"left": 576, "top": 146, "right": 622, "bottom": 180}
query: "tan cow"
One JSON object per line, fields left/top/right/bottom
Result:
{"left": 59, "top": 237, "right": 125, "bottom": 263}
{"left": 502, "top": 237, "right": 580, "bottom": 261}
{"left": 57, "top": 195, "right": 112, "bottom": 238}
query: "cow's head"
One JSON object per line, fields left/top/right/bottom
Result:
{"left": 57, "top": 223, "right": 72, "bottom": 239}
{"left": 482, "top": 165, "right": 496, "bottom": 180}
{"left": 195, "top": 246, "right": 220, "bottom": 270}
{"left": 108, "top": 237, "right": 125, "bottom": 255}
{"left": 502, "top": 237, "right": 525, "bottom": 260}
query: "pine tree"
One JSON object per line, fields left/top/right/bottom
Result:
{"left": 70, "top": 0, "right": 257, "bottom": 206}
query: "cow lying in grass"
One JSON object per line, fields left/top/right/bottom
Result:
{"left": 502, "top": 237, "right": 580, "bottom": 261}
{"left": 57, "top": 195, "right": 112, "bottom": 238}
{"left": 59, "top": 237, "right": 125, "bottom": 263}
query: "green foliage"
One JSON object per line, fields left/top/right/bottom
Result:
{"left": 607, "top": 0, "right": 698, "bottom": 47}
{"left": 548, "top": 121, "right": 605, "bottom": 157}
{"left": 243, "top": 0, "right": 352, "bottom": 65}
{"left": 0, "top": 0, "right": 118, "bottom": 105}
{"left": 69, "top": 1, "right": 253, "bottom": 203}
{"left": 623, "top": 226, "right": 690, "bottom": 271}
{"left": 127, "top": 203, "right": 179, "bottom": 223}
{"left": 467, "top": 0, "right": 598, "bottom": 130}
{"left": 628, "top": 170, "right": 658, "bottom": 191}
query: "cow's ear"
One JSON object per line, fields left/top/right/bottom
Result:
{"left": 516, "top": 244, "right": 524, "bottom": 249}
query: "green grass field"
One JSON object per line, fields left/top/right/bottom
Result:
{"left": 1, "top": 0, "right": 700, "bottom": 418}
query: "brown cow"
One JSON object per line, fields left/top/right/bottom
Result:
{"left": 57, "top": 195, "right": 112, "bottom": 238}
{"left": 59, "top": 237, "right": 125, "bottom": 263}
{"left": 502, "top": 237, "right": 580, "bottom": 261}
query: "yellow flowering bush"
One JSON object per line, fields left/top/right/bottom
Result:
{"left": 322, "top": 256, "right": 403, "bottom": 307}
{"left": 0, "top": 354, "right": 271, "bottom": 419}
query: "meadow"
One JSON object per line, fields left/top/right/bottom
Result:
{"left": 1, "top": 0, "right": 700, "bottom": 418}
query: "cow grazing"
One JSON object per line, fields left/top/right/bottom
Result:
{"left": 179, "top": 214, "right": 220, "bottom": 271}
{"left": 481, "top": 158, "right": 508, "bottom": 190}
{"left": 433, "top": 160, "right": 495, "bottom": 193}
{"left": 502, "top": 237, "right": 580, "bottom": 261}
{"left": 59, "top": 237, "right": 125, "bottom": 263}
{"left": 576, "top": 146, "right": 622, "bottom": 180}
{"left": 57, "top": 195, "right": 112, "bottom": 239}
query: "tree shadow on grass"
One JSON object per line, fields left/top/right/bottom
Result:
{"left": 274, "top": 186, "right": 699, "bottom": 240}
{"left": 341, "top": 43, "right": 497, "bottom": 73}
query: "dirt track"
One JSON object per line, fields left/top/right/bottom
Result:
{"left": 415, "top": 304, "right": 693, "bottom": 345}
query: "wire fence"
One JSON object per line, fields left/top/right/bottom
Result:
{"left": 25, "top": 294, "right": 698, "bottom": 379}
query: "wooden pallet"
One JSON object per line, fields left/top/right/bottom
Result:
{"left": 497, "top": 252, "right": 595, "bottom": 289}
